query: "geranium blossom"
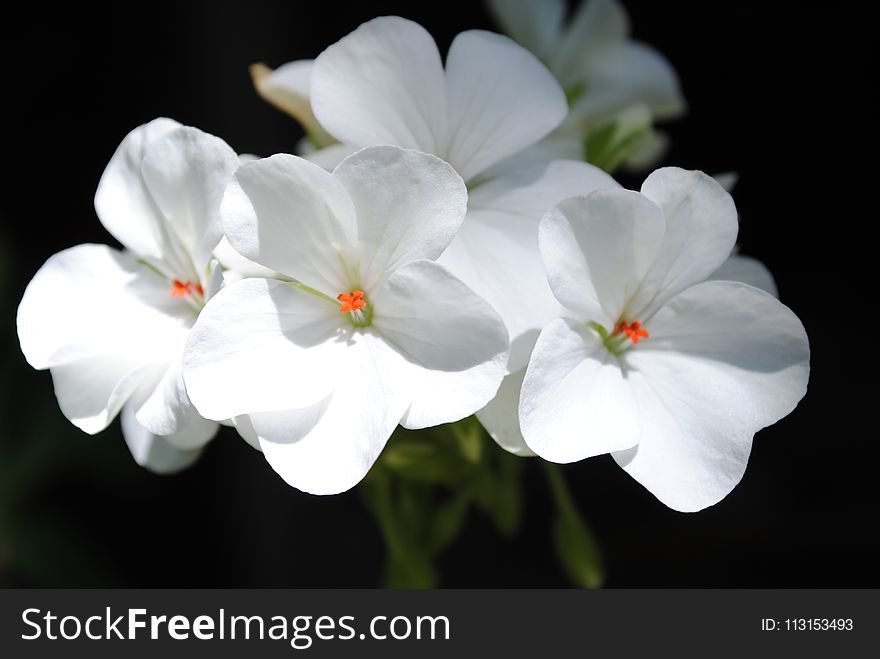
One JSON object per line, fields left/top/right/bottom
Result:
{"left": 487, "top": 0, "right": 686, "bottom": 170}
{"left": 477, "top": 173, "right": 782, "bottom": 457}
{"left": 16, "top": 118, "right": 239, "bottom": 473}
{"left": 516, "top": 168, "right": 809, "bottom": 511}
{"left": 304, "top": 15, "right": 619, "bottom": 371}
{"left": 182, "top": 146, "right": 510, "bottom": 495}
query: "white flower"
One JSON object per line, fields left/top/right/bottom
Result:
{"left": 487, "top": 0, "right": 686, "bottom": 170}
{"left": 182, "top": 146, "right": 510, "bottom": 495}
{"left": 478, "top": 171, "right": 782, "bottom": 457}
{"left": 516, "top": 167, "right": 809, "bottom": 511}
{"left": 310, "top": 16, "right": 567, "bottom": 181}
{"left": 478, "top": 255, "right": 779, "bottom": 459}
{"left": 308, "top": 15, "right": 617, "bottom": 370}
{"left": 16, "top": 118, "right": 239, "bottom": 473}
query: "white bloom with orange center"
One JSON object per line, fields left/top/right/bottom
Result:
{"left": 517, "top": 167, "right": 810, "bottom": 511}
{"left": 476, "top": 175, "right": 784, "bottom": 459}
{"left": 16, "top": 118, "right": 239, "bottom": 473}
{"left": 308, "top": 16, "right": 617, "bottom": 371}
{"left": 182, "top": 146, "right": 509, "bottom": 495}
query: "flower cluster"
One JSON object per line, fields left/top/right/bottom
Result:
{"left": 17, "top": 3, "right": 809, "bottom": 513}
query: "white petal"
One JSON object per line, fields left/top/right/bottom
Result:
{"left": 538, "top": 188, "right": 664, "bottom": 325}
{"left": 18, "top": 243, "right": 196, "bottom": 434}
{"left": 311, "top": 17, "right": 448, "bottom": 154}
{"left": 304, "top": 143, "right": 359, "bottom": 171}
{"left": 250, "top": 60, "right": 335, "bottom": 148}
{"left": 441, "top": 159, "right": 618, "bottom": 370}
{"left": 214, "top": 236, "right": 280, "bottom": 282}
{"left": 251, "top": 60, "right": 310, "bottom": 115}
{"left": 616, "top": 281, "right": 810, "bottom": 512}
{"left": 470, "top": 159, "right": 619, "bottom": 223}
{"left": 621, "top": 126, "right": 670, "bottom": 172}
{"left": 49, "top": 357, "right": 153, "bottom": 434}
{"left": 486, "top": 0, "right": 565, "bottom": 62}
{"left": 476, "top": 368, "right": 536, "bottom": 457}
{"left": 203, "top": 259, "right": 225, "bottom": 300}
{"left": 121, "top": 403, "right": 207, "bottom": 474}
{"left": 482, "top": 127, "right": 585, "bottom": 179}
{"left": 372, "top": 260, "right": 509, "bottom": 428}
{"left": 94, "top": 117, "right": 181, "bottom": 258}
{"left": 551, "top": 0, "right": 629, "bottom": 85}
{"left": 252, "top": 330, "right": 410, "bottom": 495}
{"left": 232, "top": 415, "right": 262, "bottom": 452}
{"left": 221, "top": 154, "right": 357, "bottom": 294}
{"left": 629, "top": 168, "right": 739, "bottom": 318}
{"left": 140, "top": 126, "right": 240, "bottom": 274}
{"left": 709, "top": 254, "right": 778, "bottom": 297}
{"left": 183, "top": 278, "right": 347, "bottom": 421}
{"left": 333, "top": 146, "right": 467, "bottom": 289}
{"left": 440, "top": 213, "right": 549, "bottom": 372}
{"left": 444, "top": 30, "right": 566, "bottom": 181}
{"left": 520, "top": 318, "right": 640, "bottom": 461}
{"left": 161, "top": 413, "right": 218, "bottom": 451}
{"left": 712, "top": 171, "right": 739, "bottom": 193}
{"left": 577, "top": 41, "right": 686, "bottom": 121}
{"left": 130, "top": 356, "right": 218, "bottom": 449}
{"left": 17, "top": 244, "right": 189, "bottom": 370}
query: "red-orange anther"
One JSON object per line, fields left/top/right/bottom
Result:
{"left": 613, "top": 320, "right": 649, "bottom": 344}
{"left": 337, "top": 290, "right": 366, "bottom": 313}
{"left": 171, "top": 280, "right": 204, "bottom": 298}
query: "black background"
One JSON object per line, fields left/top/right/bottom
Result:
{"left": 0, "top": 1, "right": 874, "bottom": 587}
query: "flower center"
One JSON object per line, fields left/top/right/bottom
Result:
{"left": 613, "top": 320, "right": 649, "bottom": 344}
{"left": 337, "top": 290, "right": 372, "bottom": 327}
{"left": 337, "top": 290, "right": 365, "bottom": 312}
{"left": 588, "top": 318, "right": 649, "bottom": 355}
{"left": 170, "top": 279, "right": 204, "bottom": 298}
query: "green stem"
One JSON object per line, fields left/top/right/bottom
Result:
{"left": 287, "top": 280, "right": 337, "bottom": 305}
{"left": 363, "top": 469, "right": 405, "bottom": 557}
{"left": 542, "top": 461, "right": 577, "bottom": 518}
{"left": 137, "top": 258, "right": 172, "bottom": 281}
{"left": 542, "top": 461, "right": 605, "bottom": 588}
{"left": 361, "top": 469, "right": 437, "bottom": 588}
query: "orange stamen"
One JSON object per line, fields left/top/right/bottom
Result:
{"left": 170, "top": 280, "right": 204, "bottom": 298}
{"left": 337, "top": 290, "right": 366, "bottom": 313}
{"left": 613, "top": 319, "right": 650, "bottom": 344}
